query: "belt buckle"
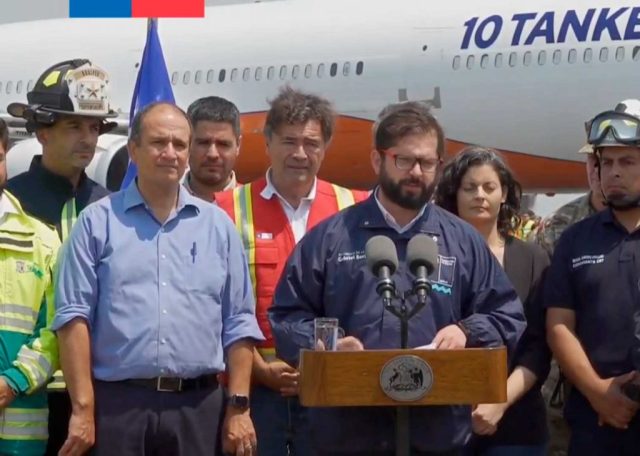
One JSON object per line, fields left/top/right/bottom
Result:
{"left": 156, "top": 377, "right": 182, "bottom": 392}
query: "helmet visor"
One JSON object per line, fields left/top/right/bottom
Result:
{"left": 586, "top": 111, "right": 640, "bottom": 146}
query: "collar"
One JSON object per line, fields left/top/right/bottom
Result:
{"left": 260, "top": 168, "right": 317, "bottom": 203}
{"left": 358, "top": 192, "right": 440, "bottom": 236}
{"left": 29, "top": 155, "right": 88, "bottom": 196}
{"left": 184, "top": 170, "right": 237, "bottom": 195}
{"left": 123, "top": 180, "right": 200, "bottom": 215}
{"left": 0, "top": 192, "right": 19, "bottom": 219}
{"left": 373, "top": 186, "right": 429, "bottom": 233}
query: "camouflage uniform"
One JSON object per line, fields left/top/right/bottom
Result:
{"left": 534, "top": 192, "right": 598, "bottom": 256}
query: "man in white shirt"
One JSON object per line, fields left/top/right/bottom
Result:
{"left": 216, "top": 87, "right": 368, "bottom": 456}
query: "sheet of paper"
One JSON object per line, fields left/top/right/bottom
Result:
{"left": 414, "top": 343, "right": 436, "bottom": 350}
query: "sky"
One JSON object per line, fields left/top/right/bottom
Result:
{"left": 0, "top": 0, "right": 261, "bottom": 23}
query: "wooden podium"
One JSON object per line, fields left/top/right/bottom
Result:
{"left": 298, "top": 347, "right": 508, "bottom": 455}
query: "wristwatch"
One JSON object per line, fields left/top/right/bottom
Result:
{"left": 228, "top": 394, "right": 250, "bottom": 410}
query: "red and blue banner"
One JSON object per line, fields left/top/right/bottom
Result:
{"left": 70, "top": 0, "right": 204, "bottom": 18}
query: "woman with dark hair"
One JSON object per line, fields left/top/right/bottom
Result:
{"left": 435, "top": 146, "right": 551, "bottom": 456}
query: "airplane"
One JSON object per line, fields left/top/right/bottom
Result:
{"left": 0, "top": 0, "right": 638, "bottom": 192}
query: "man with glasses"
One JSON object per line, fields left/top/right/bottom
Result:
{"left": 216, "top": 87, "right": 368, "bottom": 456}
{"left": 546, "top": 99, "right": 640, "bottom": 455}
{"left": 268, "top": 102, "right": 525, "bottom": 455}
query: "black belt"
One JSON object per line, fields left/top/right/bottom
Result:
{"left": 121, "top": 375, "right": 219, "bottom": 392}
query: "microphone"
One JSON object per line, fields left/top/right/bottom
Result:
{"left": 365, "top": 235, "right": 399, "bottom": 302}
{"left": 407, "top": 234, "right": 439, "bottom": 299}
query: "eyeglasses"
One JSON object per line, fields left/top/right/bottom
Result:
{"left": 585, "top": 111, "right": 640, "bottom": 146}
{"left": 384, "top": 152, "right": 441, "bottom": 173}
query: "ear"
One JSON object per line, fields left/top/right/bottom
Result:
{"left": 236, "top": 135, "right": 242, "bottom": 155}
{"left": 371, "top": 149, "right": 382, "bottom": 176}
{"left": 501, "top": 186, "right": 507, "bottom": 203}
{"left": 35, "top": 128, "right": 48, "bottom": 147}
{"left": 127, "top": 140, "right": 139, "bottom": 166}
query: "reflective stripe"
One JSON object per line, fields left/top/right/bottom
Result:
{"left": 234, "top": 185, "right": 257, "bottom": 298}
{"left": 0, "top": 408, "right": 48, "bottom": 440}
{"left": 0, "top": 316, "right": 36, "bottom": 334}
{"left": 0, "top": 303, "right": 37, "bottom": 321}
{"left": 16, "top": 345, "right": 51, "bottom": 387}
{"left": 0, "top": 237, "right": 33, "bottom": 251}
{"left": 332, "top": 184, "right": 355, "bottom": 211}
{"left": 60, "top": 198, "right": 77, "bottom": 242}
{"left": 47, "top": 370, "right": 66, "bottom": 391}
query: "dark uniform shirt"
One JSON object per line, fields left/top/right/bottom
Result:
{"left": 6, "top": 156, "right": 109, "bottom": 238}
{"left": 545, "top": 208, "right": 640, "bottom": 430}
{"left": 269, "top": 195, "right": 526, "bottom": 453}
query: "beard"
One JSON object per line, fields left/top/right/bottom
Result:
{"left": 379, "top": 167, "right": 435, "bottom": 210}
{"left": 605, "top": 191, "right": 640, "bottom": 211}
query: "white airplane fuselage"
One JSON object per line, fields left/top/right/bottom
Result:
{"left": 1, "top": 0, "right": 638, "bottom": 190}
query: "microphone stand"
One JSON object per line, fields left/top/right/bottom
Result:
{"left": 382, "top": 289, "right": 428, "bottom": 456}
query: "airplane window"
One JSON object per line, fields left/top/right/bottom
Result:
{"left": 343, "top": 62, "right": 350, "bottom": 76}
{"left": 279, "top": 65, "right": 287, "bottom": 80}
{"left": 206, "top": 70, "right": 214, "bottom": 83}
{"left": 16, "top": 80, "right": 23, "bottom": 94}
{"left": 292, "top": 65, "right": 300, "bottom": 79}
{"left": 304, "top": 64, "right": 312, "bottom": 78}
{"left": 480, "top": 54, "right": 489, "bottom": 69}
{"left": 633, "top": 46, "right": 640, "bottom": 61}
{"left": 171, "top": 72, "right": 179, "bottom": 85}
{"left": 616, "top": 46, "right": 625, "bottom": 62}
{"left": 267, "top": 66, "right": 275, "bottom": 80}
{"left": 568, "top": 49, "right": 577, "bottom": 64}
{"left": 584, "top": 48, "right": 593, "bottom": 63}
{"left": 356, "top": 61, "right": 364, "bottom": 75}
{"left": 330, "top": 63, "right": 338, "bottom": 77}
{"left": 6, "top": 81, "right": 12, "bottom": 94}
{"left": 27, "top": 80, "right": 34, "bottom": 91}
{"left": 495, "top": 53, "right": 503, "bottom": 68}
{"left": 553, "top": 50, "right": 562, "bottom": 65}
{"left": 466, "top": 55, "right": 475, "bottom": 69}
{"left": 538, "top": 50, "right": 546, "bottom": 65}
{"left": 599, "top": 47, "right": 609, "bottom": 62}
{"left": 452, "top": 56, "right": 461, "bottom": 70}
{"left": 523, "top": 51, "right": 532, "bottom": 66}
{"left": 508, "top": 52, "right": 517, "bottom": 67}
{"left": 317, "top": 63, "right": 325, "bottom": 78}
{"left": 255, "top": 67, "right": 263, "bottom": 81}
{"left": 230, "top": 68, "right": 238, "bottom": 82}
{"left": 218, "top": 69, "right": 226, "bottom": 82}
{"left": 183, "top": 71, "right": 191, "bottom": 85}
{"left": 243, "top": 68, "right": 250, "bottom": 81}
{"left": 195, "top": 70, "right": 202, "bottom": 84}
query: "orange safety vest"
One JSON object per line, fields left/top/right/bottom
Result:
{"left": 216, "top": 178, "right": 369, "bottom": 360}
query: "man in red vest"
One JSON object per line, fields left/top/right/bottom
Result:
{"left": 216, "top": 87, "right": 368, "bottom": 455}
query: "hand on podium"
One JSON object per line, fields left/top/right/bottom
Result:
{"left": 336, "top": 336, "right": 364, "bottom": 351}
{"left": 431, "top": 324, "right": 467, "bottom": 349}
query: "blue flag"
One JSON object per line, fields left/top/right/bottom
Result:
{"left": 121, "top": 18, "right": 175, "bottom": 189}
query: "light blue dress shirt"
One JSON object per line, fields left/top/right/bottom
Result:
{"left": 52, "top": 183, "right": 264, "bottom": 381}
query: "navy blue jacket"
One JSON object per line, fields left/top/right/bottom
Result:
{"left": 7, "top": 156, "right": 109, "bottom": 239}
{"left": 269, "top": 196, "right": 526, "bottom": 453}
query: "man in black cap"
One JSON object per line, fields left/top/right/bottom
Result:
{"left": 6, "top": 58, "right": 119, "bottom": 456}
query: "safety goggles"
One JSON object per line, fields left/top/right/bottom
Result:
{"left": 585, "top": 111, "right": 640, "bottom": 146}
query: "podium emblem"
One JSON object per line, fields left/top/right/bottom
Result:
{"left": 380, "top": 355, "right": 433, "bottom": 402}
